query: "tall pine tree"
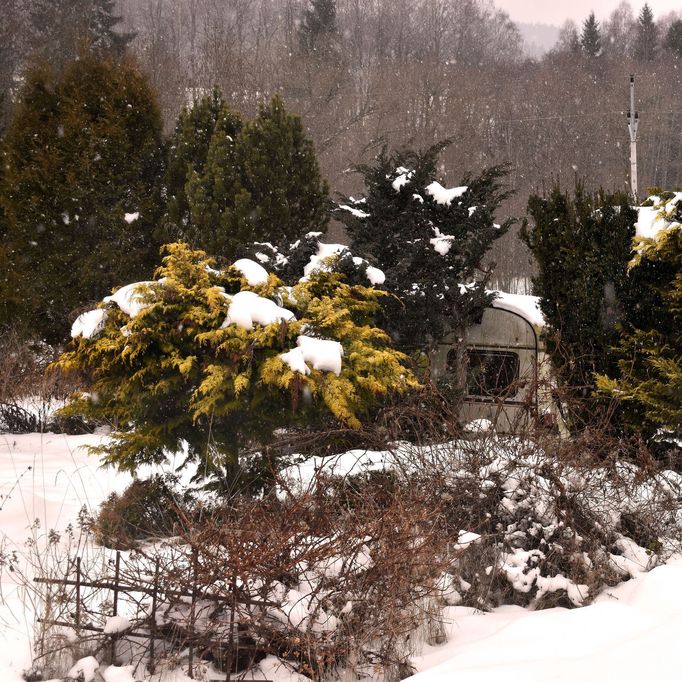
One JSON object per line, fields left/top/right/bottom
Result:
{"left": 580, "top": 13, "right": 603, "bottom": 58}
{"left": 1, "top": 54, "right": 164, "bottom": 343}
{"left": 634, "top": 4, "right": 658, "bottom": 62}
{"left": 299, "top": 0, "right": 340, "bottom": 59}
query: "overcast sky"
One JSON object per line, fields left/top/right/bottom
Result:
{"left": 495, "top": 1, "right": 681, "bottom": 25}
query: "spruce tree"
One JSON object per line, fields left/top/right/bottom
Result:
{"left": 337, "top": 142, "right": 512, "bottom": 361}
{"left": 1, "top": 55, "right": 164, "bottom": 343}
{"left": 664, "top": 20, "right": 682, "bottom": 59}
{"left": 597, "top": 194, "right": 682, "bottom": 445}
{"left": 299, "top": 0, "right": 340, "bottom": 59}
{"left": 522, "top": 183, "right": 637, "bottom": 427}
{"left": 634, "top": 4, "right": 658, "bottom": 62}
{"left": 580, "top": 13, "right": 603, "bottom": 58}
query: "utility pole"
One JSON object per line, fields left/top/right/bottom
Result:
{"left": 627, "top": 74, "right": 639, "bottom": 199}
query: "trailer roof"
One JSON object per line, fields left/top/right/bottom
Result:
{"left": 489, "top": 291, "right": 545, "bottom": 329}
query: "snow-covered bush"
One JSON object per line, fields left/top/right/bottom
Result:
{"left": 53, "top": 243, "right": 418, "bottom": 488}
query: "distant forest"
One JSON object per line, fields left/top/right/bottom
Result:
{"left": 3, "top": 0, "right": 682, "bottom": 290}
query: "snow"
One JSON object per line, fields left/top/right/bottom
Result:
{"left": 279, "top": 347, "right": 310, "bottom": 375}
{"left": 71, "top": 308, "right": 107, "bottom": 339}
{"left": 103, "top": 281, "right": 157, "bottom": 317}
{"left": 123, "top": 212, "right": 139, "bottom": 224}
{"left": 490, "top": 290, "right": 545, "bottom": 328}
{"left": 232, "top": 258, "right": 270, "bottom": 286}
{"left": 102, "top": 664, "right": 137, "bottom": 682}
{"left": 67, "top": 656, "right": 99, "bottom": 682}
{"left": 303, "top": 242, "right": 347, "bottom": 278}
{"left": 103, "top": 615, "right": 131, "bottom": 634}
{"left": 303, "top": 240, "right": 385, "bottom": 286}
{"left": 1, "top": 432, "right": 682, "bottom": 682}
{"left": 410, "top": 559, "right": 682, "bottom": 682}
{"left": 425, "top": 181, "right": 468, "bottom": 205}
{"left": 635, "top": 193, "right": 682, "bottom": 239}
{"left": 280, "top": 335, "right": 343, "bottom": 376}
{"left": 430, "top": 235, "right": 454, "bottom": 255}
{"left": 222, "top": 290, "right": 295, "bottom": 331}
{"left": 392, "top": 167, "right": 414, "bottom": 191}
{"left": 338, "top": 204, "right": 370, "bottom": 219}
{"left": 365, "top": 265, "right": 386, "bottom": 285}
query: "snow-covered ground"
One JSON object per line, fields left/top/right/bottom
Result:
{"left": 1, "top": 433, "right": 681, "bottom": 681}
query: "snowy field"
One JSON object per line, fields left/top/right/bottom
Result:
{"left": 1, "top": 433, "right": 681, "bottom": 681}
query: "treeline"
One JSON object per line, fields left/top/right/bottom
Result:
{"left": 3, "top": 2, "right": 682, "bottom": 288}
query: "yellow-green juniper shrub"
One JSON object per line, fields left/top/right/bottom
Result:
{"left": 54, "top": 243, "right": 419, "bottom": 488}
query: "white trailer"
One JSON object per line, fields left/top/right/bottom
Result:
{"left": 433, "top": 292, "right": 560, "bottom": 433}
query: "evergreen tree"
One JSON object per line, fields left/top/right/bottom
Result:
{"left": 185, "top": 94, "right": 328, "bottom": 262}
{"left": 28, "top": 0, "right": 134, "bottom": 68}
{"left": 634, "top": 4, "right": 658, "bottom": 62}
{"left": 663, "top": 20, "right": 682, "bottom": 59}
{"left": 337, "top": 142, "right": 512, "bottom": 363}
{"left": 1, "top": 55, "right": 164, "bottom": 343}
{"left": 160, "top": 87, "right": 242, "bottom": 244}
{"left": 580, "top": 12, "right": 603, "bottom": 58}
{"left": 597, "top": 194, "right": 682, "bottom": 445}
{"left": 55, "top": 243, "right": 418, "bottom": 489}
{"left": 299, "top": 0, "right": 340, "bottom": 59}
{"left": 522, "top": 183, "right": 637, "bottom": 427}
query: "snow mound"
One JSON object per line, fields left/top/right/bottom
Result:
{"left": 123, "top": 212, "right": 139, "bottom": 224}
{"left": 425, "top": 181, "right": 468, "bottom": 205}
{"left": 222, "top": 291, "right": 295, "bottom": 331}
{"left": 102, "top": 664, "right": 137, "bottom": 682}
{"left": 232, "top": 258, "right": 270, "bottom": 286}
{"left": 392, "top": 167, "right": 414, "bottom": 191}
{"left": 303, "top": 241, "right": 385, "bottom": 286}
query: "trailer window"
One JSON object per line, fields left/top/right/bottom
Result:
{"left": 465, "top": 350, "right": 520, "bottom": 398}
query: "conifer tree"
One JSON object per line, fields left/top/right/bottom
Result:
{"left": 160, "top": 88, "right": 242, "bottom": 245}
{"left": 522, "top": 183, "right": 637, "bottom": 426}
{"left": 337, "top": 142, "right": 512, "bottom": 361}
{"left": 185, "top": 94, "right": 328, "bottom": 262}
{"left": 299, "top": 0, "right": 340, "bottom": 59}
{"left": 580, "top": 12, "right": 603, "bottom": 58}
{"left": 664, "top": 20, "right": 682, "bottom": 59}
{"left": 55, "top": 243, "right": 418, "bottom": 489}
{"left": 634, "top": 4, "right": 658, "bottom": 62}
{"left": 28, "top": 0, "right": 134, "bottom": 68}
{"left": 1, "top": 55, "right": 164, "bottom": 343}
{"left": 597, "top": 194, "right": 682, "bottom": 444}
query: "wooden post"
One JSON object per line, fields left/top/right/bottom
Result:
{"left": 148, "top": 558, "right": 160, "bottom": 674}
{"left": 111, "top": 552, "right": 121, "bottom": 664}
